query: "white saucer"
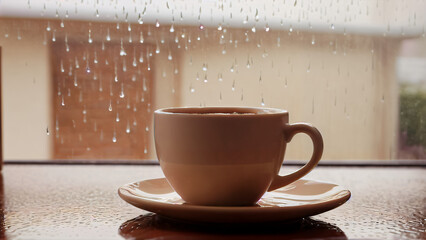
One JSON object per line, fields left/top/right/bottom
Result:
{"left": 118, "top": 178, "right": 351, "bottom": 223}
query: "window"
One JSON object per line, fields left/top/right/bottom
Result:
{"left": 0, "top": 0, "right": 425, "bottom": 161}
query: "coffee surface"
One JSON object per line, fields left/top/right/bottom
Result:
{"left": 197, "top": 112, "right": 256, "bottom": 115}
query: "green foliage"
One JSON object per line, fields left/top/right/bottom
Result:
{"left": 400, "top": 88, "right": 426, "bottom": 148}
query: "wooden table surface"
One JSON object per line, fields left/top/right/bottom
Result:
{"left": 0, "top": 164, "right": 424, "bottom": 239}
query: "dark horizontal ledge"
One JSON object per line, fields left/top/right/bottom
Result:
{"left": 3, "top": 159, "right": 426, "bottom": 167}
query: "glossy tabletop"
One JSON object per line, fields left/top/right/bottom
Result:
{"left": 0, "top": 164, "right": 425, "bottom": 239}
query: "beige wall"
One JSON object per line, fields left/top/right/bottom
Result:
{"left": 0, "top": 32, "right": 52, "bottom": 160}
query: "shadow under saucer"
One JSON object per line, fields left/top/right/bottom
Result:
{"left": 119, "top": 213, "right": 347, "bottom": 240}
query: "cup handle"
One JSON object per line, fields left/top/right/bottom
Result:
{"left": 268, "top": 123, "right": 324, "bottom": 191}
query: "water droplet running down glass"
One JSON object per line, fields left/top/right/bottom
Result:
{"left": 88, "top": 29, "right": 93, "bottom": 43}
{"left": 120, "top": 84, "right": 125, "bottom": 98}
{"left": 138, "top": 14, "right": 143, "bottom": 24}
{"left": 120, "top": 39, "right": 127, "bottom": 56}
{"left": 126, "top": 121, "right": 131, "bottom": 133}
{"left": 108, "top": 100, "right": 113, "bottom": 111}
{"left": 106, "top": 28, "right": 111, "bottom": 41}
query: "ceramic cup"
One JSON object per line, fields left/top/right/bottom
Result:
{"left": 154, "top": 107, "right": 323, "bottom": 206}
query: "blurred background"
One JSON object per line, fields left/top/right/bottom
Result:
{"left": 0, "top": 0, "right": 425, "bottom": 161}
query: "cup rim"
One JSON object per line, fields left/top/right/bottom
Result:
{"left": 154, "top": 106, "right": 288, "bottom": 116}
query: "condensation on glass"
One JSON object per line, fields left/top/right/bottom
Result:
{"left": 0, "top": 0, "right": 424, "bottom": 161}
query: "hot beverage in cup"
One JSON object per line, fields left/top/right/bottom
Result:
{"left": 154, "top": 107, "right": 323, "bottom": 206}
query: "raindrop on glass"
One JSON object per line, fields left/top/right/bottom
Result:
{"left": 133, "top": 56, "right": 137, "bottom": 67}
{"left": 242, "top": 15, "right": 249, "bottom": 25}
{"left": 155, "top": 43, "right": 160, "bottom": 54}
{"left": 139, "top": 31, "right": 144, "bottom": 43}
{"left": 214, "top": 73, "right": 221, "bottom": 82}
{"left": 126, "top": 121, "right": 131, "bottom": 133}
{"left": 143, "top": 77, "right": 147, "bottom": 91}
{"left": 88, "top": 29, "right": 93, "bottom": 43}
{"left": 138, "top": 14, "right": 144, "bottom": 24}
{"left": 108, "top": 100, "right": 113, "bottom": 111}
{"left": 120, "top": 39, "right": 127, "bottom": 56}
{"left": 262, "top": 49, "right": 268, "bottom": 58}
{"left": 119, "top": 84, "right": 125, "bottom": 98}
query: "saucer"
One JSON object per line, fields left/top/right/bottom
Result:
{"left": 118, "top": 178, "right": 351, "bottom": 223}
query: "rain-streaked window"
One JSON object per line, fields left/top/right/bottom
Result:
{"left": 0, "top": 0, "right": 425, "bottom": 161}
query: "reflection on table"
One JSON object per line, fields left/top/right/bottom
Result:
{"left": 119, "top": 213, "right": 347, "bottom": 240}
